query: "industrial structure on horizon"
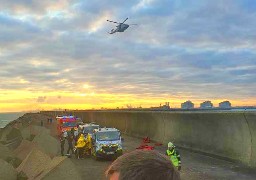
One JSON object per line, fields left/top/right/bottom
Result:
{"left": 219, "top": 101, "right": 232, "bottom": 109}
{"left": 180, "top": 100, "right": 232, "bottom": 109}
{"left": 151, "top": 102, "right": 171, "bottom": 110}
{"left": 200, "top": 101, "right": 214, "bottom": 109}
{"left": 181, "top": 100, "right": 194, "bottom": 109}
{"left": 151, "top": 100, "right": 233, "bottom": 110}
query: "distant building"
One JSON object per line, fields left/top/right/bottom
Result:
{"left": 151, "top": 102, "right": 170, "bottom": 110}
{"left": 200, "top": 101, "right": 213, "bottom": 109}
{"left": 219, "top": 101, "right": 231, "bottom": 109}
{"left": 160, "top": 102, "right": 171, "bottom": 110}
{"left": 181, "top": 100, "right": 194, "bottom": 109}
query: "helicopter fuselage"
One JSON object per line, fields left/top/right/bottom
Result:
{"left": 107, "top": 18, "right": 134, "bottom": 34}
{"left": 117, "top": 24, "right": 129, "bottom": 32}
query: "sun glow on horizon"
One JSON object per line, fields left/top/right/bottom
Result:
{"left": 0, "top": 89, "right": 255, "bottom": 112}
{"left": 1, "top": 1, "right": 256, "bottom": 112}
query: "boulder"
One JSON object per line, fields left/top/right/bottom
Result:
{"left": 0, "top": 126, "right": 12, "bottom": 142}
{"left": 6, "top": 127, "right": 22, "bottom": 141}
{"left": 30, "top": 125, "right": 50, "bottom": 136}
{"left": 0, "top": 143, "right": 15, "bottom": 161}
{"left": 0, "top": 159, "right": 18, "bottom": 180}
{"left": 32, "top": 131, "right": 60, "bottom": 157}
{"left": 13, "top": 140, "right": 36, "bottom": 161}
{"left": 36, "top": 157, "right": 82, "bottom": 180}
{"left": 17, "top": 147, "right": 51, "bottom": 179}
{"left": 0, "top": 143, "right": 22, "bottom": 168}
{"left": 0, "top": 126, "right": 23, "bottom": 149}
{"left": 20, "top": 127, "right": 32, "bottom": 140}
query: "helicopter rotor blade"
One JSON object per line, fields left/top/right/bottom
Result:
{"left": 107, "top": 20, "right": 120, "bottom": 24}
{"left": 121, "top": 18, "right": 128, "bottom": 24}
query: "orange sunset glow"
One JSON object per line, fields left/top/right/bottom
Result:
{"left": 0, "top": 1, "right": 255, "bottom": 112}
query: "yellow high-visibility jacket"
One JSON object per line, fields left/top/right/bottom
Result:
{"left": 76, "top": 134, "right": 86, "bottom": 148}
{"left": 86, "top": 134, "right": 92, "bottom": 149}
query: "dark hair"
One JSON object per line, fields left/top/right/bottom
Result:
{"left": 106, "top": 150, "right": 180, "bottom": 180}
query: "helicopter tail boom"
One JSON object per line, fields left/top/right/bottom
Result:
{"left": 107, "top": 20, "right": 120, "bottom": 24}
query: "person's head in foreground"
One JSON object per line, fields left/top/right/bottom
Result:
{"left": 105, "top": 150, "right": 181, "bottom": 180}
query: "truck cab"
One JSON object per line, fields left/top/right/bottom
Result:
{"left": 56, "top": 115, "right": 78, "bottom": 136}
{"left": 79, "top": 123, "right": 100, "bottom": 136}
{"left": 91, "top": 127, "right": 123, "bottom": 160}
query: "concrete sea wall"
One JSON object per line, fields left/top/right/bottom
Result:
{"left": 43, "top": 110, "right": 256, "bottom": 167}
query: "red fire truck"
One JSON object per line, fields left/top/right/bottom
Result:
{"left": 56, "top": 115, "right": 78, "bottom": 135}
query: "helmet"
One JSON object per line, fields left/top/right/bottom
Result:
{"left": 168, "top": 142, "right": 174, "bottom": 148}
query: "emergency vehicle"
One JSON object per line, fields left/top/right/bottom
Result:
{"left": 56, "top": 115, "right": 78, "bottom": 135}
{"left": 80, "top": 123, "right": 100, "bottom": 136}
{"left": 91, "top": 127, "right": 123, "bottom": 160}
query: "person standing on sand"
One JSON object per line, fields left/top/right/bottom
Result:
{"left": 74, "top": 129, "right": 79, "bottom": 143}
{"left": 63, "top": 130, "right": 68, "bottom": 138}
{"left": 60, "top": 133, "right": 65, "bottom": 156}
{"left": 75, "top": 134, "right": 86, "bottom": 159}
{"left": 66, "top": 132, "right": 74, "bottom": 156}
{"left": 70, "top": 127, "right": 75, "bottom": 136}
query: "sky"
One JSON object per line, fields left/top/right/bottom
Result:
{"left": 0, "top": 0, "right": 256, "bottom": 112}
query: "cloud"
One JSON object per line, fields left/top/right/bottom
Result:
{"left": 0, "top": 0, "right": 256, "bottom": 111}
{"left": 37, "top": 96, "right": 47, "bottom": 102}
{"left": 0, "top": 0, "right": 72, "bottom": 15}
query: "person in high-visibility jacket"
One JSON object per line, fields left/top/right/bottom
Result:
{"left": 166, "top": 142, "right": 181, "bottom": 171}
{"left": 84, "top": 133, "right": 92, "bottom": 155}
{"left": 75, "top": 134, "right": 86, "bottom": 159}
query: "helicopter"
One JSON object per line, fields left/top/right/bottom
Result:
{"left": 106, "top": 18, "right": 137, "bottom": 34}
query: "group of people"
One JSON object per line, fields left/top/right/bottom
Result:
{"left": 47, "top": 118, "right": 53, "bottom": 123}
{"left": 60, "top": 128, "right": 92, "bottom": 159}
{"left": 75, "top": 133, "right": 92, "bottom": 159}
{"left": 60, "top": 127, "right": 181, "bottom": 179}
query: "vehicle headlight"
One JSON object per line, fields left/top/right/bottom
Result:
{"left": 117, "top": 144, "right": 122, "bottom": 150}
{"left": 96, "top": 144, "right": 103, "bottom": 150}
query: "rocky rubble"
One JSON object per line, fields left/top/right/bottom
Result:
{"left": 0, "top": 113, "right": 82, "bottom": 180}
